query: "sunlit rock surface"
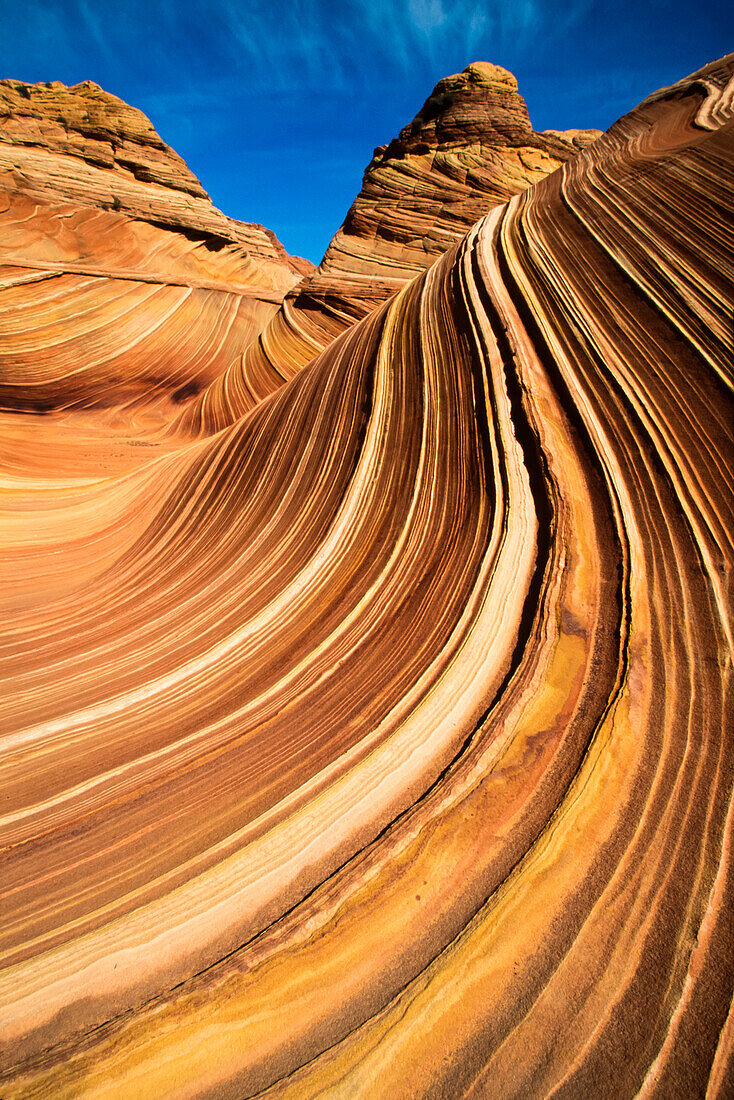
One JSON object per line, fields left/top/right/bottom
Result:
{"left": 0, "top": 55, "right": 733, "bottom": 1099}
{"left": 321, "top": 61, "right": 600, "bottom": 279}
{"left": 0, "top": 78, "right": 310, "bottom": 278}
{"left": 0, "top": 78, "right": 309, "bottom": 433}
{"left": 178, "top": 62, "right": 601, "bottom": 433}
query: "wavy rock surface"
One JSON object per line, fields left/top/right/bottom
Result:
{"left": 0, "top": 55, "right": 733, "bottom": 1100}
{"left": 0, "top": 79, "right": 308, "bottom": 429}
{"left": 0, "top": 78, "right": 309, "bottom": 276}
{"left": 179, "top": 63, "right": 601, "bottom": 433}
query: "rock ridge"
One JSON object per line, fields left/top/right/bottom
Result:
{"left": 0, "top": 78, "right": 310, "bottom": 416}
{"left": 0, "top": 53, "right": 732, "bottom": 1099}
{"left": 0, "top": 77, "right": 309, "bottom": 276}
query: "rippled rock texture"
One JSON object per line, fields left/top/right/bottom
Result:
{"left": 178, "top": 62, "right": 601, "bottom": 433}
{"left": 0, "top": 78, "right": 309, "bottom": 426}
{"left": 0, "top": 78, "right": 310, "bottom": 277}
{"left": 1, "top": 55, "right": 733, "bottom": 1099}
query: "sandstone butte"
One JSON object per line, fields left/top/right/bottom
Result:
{"left": 0, "top": 52, "right": 732, "bottom": 1100}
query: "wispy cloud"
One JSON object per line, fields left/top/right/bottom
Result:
{"left": 190, "top": 0, "right": 555, "bottom": 93}
{"left": 2, "top": 0, "right": 720, "bottom": 262}
{"left": 408, "top": 0, "right": 448, "bottom": 35}
{"left": 75, "top": 0, "right": 118, "bottom": 66}
{"left": 0, "top": 0, "right": 570, "bottom": 100}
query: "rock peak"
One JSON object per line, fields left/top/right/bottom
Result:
{"left": 463, "top": 61, "right": 519, "bottom": 89}
{"left": 0, "top": 76, "right": 307, "bottom": 289}
{"left": 393, "top": 60, "right": 536, "bottom": 152}
{"left": 0, "top": 76, "right": 169, "bottom": 153}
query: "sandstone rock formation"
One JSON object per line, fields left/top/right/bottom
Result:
{"left": 0, "top": 78, "right": 308, "bottom": 419}
{"left": 322, "top": 61, "right": 599, "bottom": 279}
{"left": 176, "top": 62, "right": 601, "bottom": 432}
{"left": 0, "top": 78, "right": 310, "bottom": 277}
{"left": 0, "top": 54, "right": 733, "bottom": 1100}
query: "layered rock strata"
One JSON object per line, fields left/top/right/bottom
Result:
{"left": 321, "top": 61, "right": 599, "bottom": 279}
{"left": 0, "top": 55, "right": 733, "bottom": 1099}
{"left": 0, "top": 79, "right": 309, "bottom": 276}
{"left": 0, "top": 78, "right": 307, "bottom": 420}
{"left": 177, "top": 62, "right": 600, "bottom": 433}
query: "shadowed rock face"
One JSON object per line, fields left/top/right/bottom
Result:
{"left": 177, "top": 61, "right": 601, "bottom": 433}
{"left": 0, "top": 54, "right": 733, "bottom": 1100}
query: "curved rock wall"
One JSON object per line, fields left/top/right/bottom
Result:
{"left": 176, "top": 62, "right": 601, "bottom": 433}
{"left": 0, "top": 55, "right": 732, "bottom": 1099}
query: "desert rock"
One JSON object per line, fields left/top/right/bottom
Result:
{"left": 0, "top": 54, "right": 732, "bottom": 1100}
{"left": 179, "top": 61, "right": 600, "bottom": 432}
{"left": 0, "top": 78, "right": 311, "bottom": 418}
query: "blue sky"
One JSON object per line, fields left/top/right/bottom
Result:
{"left": 1, "top": 0, "right": 731, "bottom": 262}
